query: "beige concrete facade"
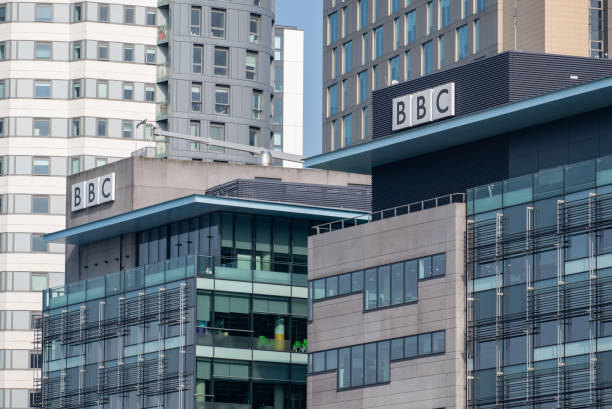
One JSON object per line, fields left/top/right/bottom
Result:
{"left": 307, "top": 204, "right": 467, "bottom": 409}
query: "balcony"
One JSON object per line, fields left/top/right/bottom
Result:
{"left": 157, "top": 64, "right": 169, "bottom": 82}
{"left": 157, "top": 25, "right": 169, "bottom": 44}
{"left": 156, "top": 102, "right": 168, "bottom": 120}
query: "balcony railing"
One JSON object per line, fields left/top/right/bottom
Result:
{"left": 311, "top": 192, "right": 466, "bottom": 235}
{"left": 156, "top": 103, "right": 168, "bottom": 120}
{"left": 157, "top": 25, "right": 169, "bottom": 43}
{"left": 196, "top": 328, "right": 307, "bottom": 353}
{"left": 157, "top": 64, "right": 169, "bottom": 82}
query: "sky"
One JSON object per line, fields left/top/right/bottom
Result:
{"left": 275, "top": 0, "right": 323, "bottom": 157}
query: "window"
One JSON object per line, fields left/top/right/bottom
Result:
{"left": 96, "top": 158, "right": 107, "bottom": 167}
{"left": 249, "top": 14, "right": 260, "bottom": 43}
{"left": 146, "top": 8, "right": 156, "bottom": 25}
{"left": 33, "top": 158, "right": 50, "bottom": 175}
{"left": 33, "top": 119, "right": 50, "bottom": 136}
{"left": 343, "top": 114, "right": 352, "bottom": 147}
{"left": 249, "top": 127, "right": 259, "bottom": 146}
{"left": 71, "top": 118, "right": 81, "bottom": 136}
{"left": 273, "top": 98, "right": 282, "bottom": 124}
{"left": 394, "top": 17, "right": 400, "bottom": 49}
{"left": 358, "top": 71, "right": 368, "bottom": 103}
{"left": 98, "top": 4, "right": 109, "bottom": 21}
{"left": 0, "top": 42, "right": 5, "bottom": 61}
{"left": 0, "top": 81, "right": 4, "bottom": 99}
{"left": 440, "top": 0, "right": 450, "bottom": 28}
{"left": 332, "top": 119, "right": 339, "bottom": 150}
{"left": 72, "top": 3, "right": 82, "bottom": 22}
{"left": 145, "top": 84, "right": 155, "bottom": 102}
{"left": 389, "top": 55, "right": 399, "bottom": 83}
{"left": 215, "top": 86, "right": 230, "bottom": 115}
{"left": 439, "top": 34, "right": 445, "bottom": 67}
{"left": 122, "top": 82, "right": 133, "bottom": 100}
{"left": 211, "top": 9, "right": 226, "bottom": 38}
{"left": 72, "top": 41, "right": 83, "bottom": 60}
{"left": 328, "top": 12, "right": 338, "bottom": 44}
{"left": 145, "top": 47, "right": 156, "bottom": 64}
{"left": 123, "top": 6, "right": 134, "bottom": 24}
{"left": 191, "top": 83, "right": 201, "bottom": 111}
{"left": 361, "top": 106, "right": 368, "bottom": 138}
{"left": 192, "top": 44, "right": 203, "bottom": 74}
{"left": 189, "top": 120, "right": 200, "bottom": 145}
{"left": 343, "top": 41, "right": 352, "bottom": 73}
{"left": 35, "top": 4, "right": 52, "bottom": 22}
{"left": 35, "top": 42, "right": 51, "bottom": 59}
{"left": 97, "top": 80, "right": 108, "bottom": 98}
{"left": 246, "top": 51, "right": 257, "bottom": 80}
{"left": 273, "top": 132, "right": 282, "bottom": 151}
{"left": 358, "top": 0, "right": 368, "bottom": 29}
{"left": 274, "top": 66, "right": 283, "bottom": 92}
{"left": 0, "top": 4, "right": 6, "bottom": 22}
{"left": 406, "top": 10, "right": 416, "bottom": 43}
{"left": 71, "top": 158, "right": 80, "bottom": 174}
{"left": 342, "top": 6, "right": 348, "bottom": 37}
{"left": 372, "top": 64, "right": 379, "bottom": 89}
{"left": 96, "top": 119, "right": 107, "bottom": 136}
{"left": 422, "top": 40, "right": 433, "bottom": 75}
{"left": 392, "top": 0, "right": 402, "bottom": 13}
{"left": 342, "top": 79, "right": 348, "bottom": 109}
{"left": 252, "top": 90, "right": 262, "bottom": 120}
{"left": 34, "top": 81, "right": 51, "bottom": 98}
{"left": 97, "top": 42, "right": 109, "bottom": 60}
{"left": 427, "top": 1, "right": 433, "bottom": 34}
{"left": 191, "top": 6, "right": 201, "bottom": 35}
{"left": 331, "top": 48, "right": 339, "bottom": 78}
{"left": 122, "top": 120, "right": 132, "bottom": 138}
{"left": 328, "top": 84, "right": 338, "bottom": 116}
{"left": 362, "top": 32, "right": 370, "bottom": 63}
{"left": 274, "top": 35, "right": 282, "bottom": 60}
{"left": 457, "top": 25, "right": 468, "bottom": 60}
{"left": 374, "top": 26, "right": 384, "bottom": 58}
{"left": 474, "top": 19, "right": 481, "bottom": 52}
{"left": 405, "top": 50, "right": 411, "bottom": 80}
{"left": 31, "top": 274, "right": 48, "bottom": 291}
{"left": 463, "top": 0, "right": 470, "bottom": 17}
{"left": 71, "top": 79, "right": 81, "bottom": 98}
{"left": 123, "top": 44, "right": 134, "bottom": 62}
{"left": 214, "top": 47, "right": 229, "bottom": 76}
{"left": 210, "top": 123, "right": 225, "bottom": 153}
{"left": 476, "top": 0, "right": 485, "bottom": 12}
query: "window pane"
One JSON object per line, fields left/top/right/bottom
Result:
{"left": 31, "top": 274, "right": 48, "bottom": 291}
{"left": 337, "top": 347, "right": 351, "bottom": 388}
{"left": 391, "top": 338, "right": 403, "bottom": 360}
{"left": 352, "top": 270, "right": 363, "bottom": 292}
{"left": 313, "top": 351, "right": 325, "bottom": 372}
{"left": 377, "top": 341, "right": 390, "bottom": 383}
{"left": 377, "top": 265, "right": 390, "bottom": 307}
{"left": 325, "top": 349, "right": 337, "bottom": 371}
{"left": 326, "top": 276, "right": 338, "bottom": 297}
{"left": 364, "top": 268, "right": 377, "bottom": 309}
{"left": 432, "top": 331, "right": 445, "bottom": 354}
{"left": 364, "top": 342, "right": 377, "bottom": 385}
{"left": 350, "top": 345, "right": 363, "bottom": 387}
{"left": 391, "top": 262, "right": 403, "bottom": 305}
{"left": 432, "top": 254, "right": 445, "bottom": 276}
{"left": 338, "top": 273, "right": 351, "bottom": 295}
{"left": 404, "top": 260, "right": 418, "bottom": 302}
{"left": 33, "top": 158, "right": 50, "bottom": 175}
{"left": 418, "top": 256, "right": 432, "bottom": 279}
{"left": 32, "top": 196, "right": 49, "bottom": 213}
{"left": 313, "top": 279, "right": 325, "bottom": 300}
{"left": 404, "top": 336, "right": 417, "bottom": 358}
{"left": 418, "top": 333, "right": 432, "bottom": 355}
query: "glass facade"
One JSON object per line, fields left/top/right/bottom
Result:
{"left": 466, "top": 155, "right": 612, "bottom": 408}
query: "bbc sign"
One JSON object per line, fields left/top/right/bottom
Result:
{"left": 71, "top": 173, "right": 115, "bottom": 212}
{"left": 392, "top": 82, "right": 455, "bottom": 131}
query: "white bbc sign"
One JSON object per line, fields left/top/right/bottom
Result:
{"left": 392, "top": 82, "right": 455, "bottom": 131}
{"left": 71, "top": 173, "right": 115, "bottom": 212}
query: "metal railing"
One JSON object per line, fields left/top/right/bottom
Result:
{"left": 311, "top": 193, "right": 466, "bottom": 235}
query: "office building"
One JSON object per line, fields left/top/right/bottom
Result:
{"left": 0, "top": 1, "right": 158, "bottom": 404}
{"left": 306, "top": 52, "right": 612, "bottom": 409}
{"left": 157, "top": 0, "right": 305, "bottom": 163}
{"left": 322, "top": 0, "right": 609, "bottom": 152}
{"left": 40, "top": 157, "right": 369, "bottom": 408}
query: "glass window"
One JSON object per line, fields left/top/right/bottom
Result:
{"left": 352, "top": 270, "right": 363, "bottom": 291}
{"left": 338, "top": 347, "right": 351, "bottom": 388}
{"left": 404, "top": 259, "right": 417, "bottom": 302}
{"left": 364, "top": 268, "right": 377, "bottom": 310}
{"left": 34, "top": 81, "right": 51, "bottom": 98}
{"left": 210, "top": 123, "right": 224, "bottom": 152}
{"left": 248, "top": 127, "right": 259, "bottom": 146}
{"left": 123, "top": 6, "right": 134, "bottom": 24}
{"left": 273, "top": 98, "right": 283, "bottom": 125}
{"left": 35, "top": 4, "right": 52, "bottom": 22}
{"left": 123, "top": 44, "right": 134, "bottom": 62}
{"left": 215, "top": 86, "right": 230, "bottom": 115}
{"left": 362, "top": 32, "right": 370, "bottom": 63}
{"left": 328, "top": 84, "right": 338, "bottom": 116}
{"left": 364, "top": 342, "right": 377, "bottom": 385}
{"left": 214, "top": 47, "right": 229, "bottom": 76}
{"left": 72, "top": 41, "right": 82, "bottom": 60}
{"left": 476, "top": 340, "right": 495, "bottom": 369}
{"left": 343, "top": 41, "right": 352, "bottom": 73}
{"left": 536, "top": 320, "right": 557, "bottom": 347}
{"left": 476, "top": 0, "right": 485, "bottom": 12}
{"left": 359, "top": 0, "right": 368, "bottom": 29}
{"left": 432, "top": 254, "right": 445, "bottom": 276}
{"left": 246, "top": 51, "right": 257, "bottom": 80}
{"left": 0, "top": 41, "right": 6, "bottom": 61}
{"left": 418, "top": 256, "right": 432, "bottom": 279}
{"left": 211, "top": 9, "right": 226, "bottom": 38}
{"left": 191, "top": 83, "right": 201, "bottom": 111}
{"left": 418, "top": 333, "right": 432, "bottom": 355}
{"left": 536, "top": 249, "right": 557, "bottom": 281}
{"left": 71, "top": 118, "right": 81, "bottom": 136}
{"left": 98, "top": 4, "right": 109, "bottom": 21}
{"left": 249, "top": 14, "right": 260, "bottom": 43}
{"left": 406, "top": 10, "right": 416, "bottom": 43}
{"left": 505, "top": 255, "right": 526, "bottom": 286}
{"left": 122, "top": 120, "right": 132, "bottom": 138}
{"left": 31, "top": 274, "right": 48, "bottom": 291}
{"left": 377, "top": 265, "right": 390, "bottom": 307}
{"left": 35, "top": 42, "right": 51, "bottom": 59}
{"left": 338, "top": 273, "right": 351, "bottom": 295}
{"left": 440, "top": 0, "right": 450, "bottom": 27}
{"left": 390, "top": 55, "right": 400, "bottom": 83}
{"left": 439, "top": 34, "right": 445, "bottom": 67}
{"left": 252, "top": 90, "right": 262, "bottom": 120}
{"left": 534, "top": 166, "right": 563, "bottom": 199}
{"left": 422, "top": 40, "right": 433, "bottom": 75}
{"left": 343, "top": 114, "right": 352, "bottom": 147}
{"left": 328, "top": 12, "right": 338, "bottom": 44}
{"left": 391, "top": 338, "right": 403, "bottom": 360}
{"left": 97, "top": 80, "right": 108, "bottom": 98}
{"left": 404, "top": 335, "right": 417, "bottom": 357}
{"left": 32, "top": 196, "right": 49, "bottom": 213}
{"left": 503, "top": 174, "right": 532, "bottom": 206}
{"left": 0, "top": 81, "right": 5, "bottom": 99}
{"left": 375, "top": 26, "right": 384, "bottom": 58}
{"left": 362, "top": 106, "right": 368, "bottom": 139}
{"left": 33, "top": 119, "right": 50, "bottom": 136}
{"left": 32, "top": 234, "right": 47, "bottom": 252}
{"left": 358, "top": 71, "right": 368, "bottom": 103}
{"left": 504, "top": 336, "right": 525, "bottom": 366}
{"left": 432, "top": 331, "right": 445, "bottom": 353}
{"left": 313, "top": 351, "right": 325, "bottom": 372}
{"left": 146, "top": 8, "right": 156, "bottom": 25}
{"left": 534, "top": 197, "right": 561, "bottom": 229}
{"left": 272, "top": 132, "right": 282, "bottom": 151}
{"left": 566, "top": 159, "right": 595, "bottom": 193}
{"left": 193, "top": 44, "right": 202, "bottom": 73}
{"left": 427, "top": 1, "right": 433, "bottom": 33}
{"left": 474, "top": 18, "right": 481, "bottom": 52}
{"left": 0, "top": 5, "right": 6, "bottom": 22}
{"left": 145, "top": 47, "right": 156, "bottom": 64}
{"left": 351, "top": 345, "right": 364, "bottom": 387}
{"left": 71, "top": 79, "right": 81, "bottom": 98}
{"left": 274, "top": 35, "right": 282, "bottom": 60}
{"left": 377, "top": 341, "right": 390, "bottom": 383}
{"left": 457, "top": 25, "right": 468, "bottom": 60}
{"left": 122, "top": 82, "right": 133, "bottom": 100}
{"left": 390, "top": 263, "right": 403, "bottom": 305}
{"left": 326, "top": 349, "right": 338, "bottom": 371}
{"left": 463, "top": 0, "right": 470, "bottom": 17}
{"left": 97, "top": 42, "right": 109, "bottom": 60}
{"left": 72, "top": 2, "right": 82, "bottom": 21}
{"left": 394, "top": 17, "right": 401, "bottom": 49}
{"left": 145, "top": 85, "right": 155, "bottom": 102}
{"left": 96, "top": 119, "right": 107, "bottom": 137}
{"left": 190, "top": 6, "right": 201, "bottom": 35}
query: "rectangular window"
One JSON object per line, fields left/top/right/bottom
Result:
{"left": 427, "top": 1, "right": 433, "bottom": 34}
{"left": 71, "top": 158, "right": 79, "bottom": 174}
{"left": 377, "top": 264, "right": 390, "bottom": 307}
{"left": 215, "top": 86, "right": 230, "bottom": 115}
{"left": 33, "top": 157, "right": 50, "bottom": 175}
{"left": 146, "top": 8, "right": 156, "bottom": 25}
{"left": 0, "top": 42, "right": 5, "bottom": 61}
{"left": 343, "top": 114, "right": 352, "bottom": 147}
{"left": 211, "top": 9, "right": 226, "bottom": 38}
{"left": 332, "top": 119, "right": 340, "bottom": 150}
{"left": 145, "top": 84, "right": 155, "bottom": 102}
{"left": 274, "top": 34, "right": 282, "bottom": 60}
{"left": 72, "top": 3, "right": 82, "bottom": 22}
{"left": 274, "top": 66, "right": 283, "bottom": 92}
{"left": 123, "top": 6, "right": 134, "bottom": 24}
{"left": 365, "top": 268, "right": 377, "bottom": 309}
{"left": 328, "top": 12, "right": 338, "bottom": 44}
{"left": 457, "top": 25, "right": 468, "bottom": 60}
{"left": 391, "top": 0, "right": 402, "bottom": 13}
{"left": 422, "top": 40, "right": 433, "bottom": 75}
{"left": 0, "top": 4, "right": 6, "bottom": 22}
{"left": 476, "top": 0, "right": 485, "bottom": 12}
{"left": 98, "top": 4, "right": 109, "bottom": 21}
{"left": 252, "top": 90, "right": 262, "bottom": 120}
{"left": 342, "top": 6, "right": 348, "bottom": 37}
{"left": 394, "top": 17, "right": 400, "bottom": 49}
{"left": 343, "top": 41, "right": 352, "bottom": 73}
{"left": 405, "top": 50, "right": 411, "bottom": 80}
{"left": 273, "top": 98, "right": 282, "bottom": 124}
{"left": 97, "top": 80, "right": 108, "bottom": 98}
{"left": 72, "top": 41, "right": 83, "bottom": 60}
{"left": 71, "top": 79, "right": 81, "bottom": 98}
{"left": 210, "top": 123, "right": 225, "bottom": 153}
{"left": 390, "top": 55, "right": 399, "bottom": 83}
{"left": 406, "top": 10, "right": 416, "bottom": 43}
{"left": 439, "top": 34, "right": 445, "bottom": 67}
{"left": 96, "top": 158, "right": 107, "bottom": 167}
{"left": 145, "top": 47, "right": 156, "bottom": 64}
{"left": 71, "top": 118, "right": 81, "bottom": 136}
{"left": 338, "top": 347, "right": 351, "bottom": 388}
{"left": 342, "top": 79, "right": 348, "bottom": 110}
{"left": 35, "top": 42, "right": 51, "bottom": 59}
{"left": 97, "top": 42, "right": 109, "bottom": 60}
{"left": 123, "top": 44, "right": 134, "bottom": 62}
{"left": 405, "top": 259, "right": 418, "bottom": 301}
{"left": 0, "top": 81, "right": 4, "bottom": 99}
{"left": 191, "top": 83, "right": 201, "bottom": 111}
{"left": 96, "top": 119, "right": 107, "bottom": 136}
{"left": 463, "top": 0, "right": 470, "bottom": 17}
{"left": 34, "top": 81, "right": 51, "bottom": 98}
{"left": 249, "top": 127, "right": 259, "bottom": 146}
{"left": 249, "top": 14, "right": 260, "bottom": 43}
{"left": 364, "top": 342, "right": 377, "bottom": 384}
{"left": 440, "top": 0, "right": 450, "bottom": 28}
{"left": 351, "top": 345, "right": 364, "bottom": 387}
{"left": 358, "top": 71, "right": 368, "bottom": 103}
{"left": 361, "top": 106, "right": 368, "bottom": 139}
{"left": 214, "top": 47, "right": 229, "bottom": 76}
{"left": 327, "top": 84, "right": 338, "bottom": 116}
{"left": 273, "top": 132, "right": 282, "bottom": 151}
{"left": 359, "top": 0, "right": 368, "bottom": 29}
{"left": 372, "top": 64, "right": 379, "bottom": 89}
{"left": 31, "top": 274, "right": 48, "bottom": 291}
{"left": 32, "top": 234, "right": 47, "bottom": 252}
{"left": 374, "top": 26, "right": 384, "bottom": 58}
{"left": 33, "top": 119, "right": 50, "bottom": 136}
{"left": 246, "top": 51, "right": 257, "bottom": 80}
{"left": 474, "top": 19, "right": 481, "bottom": 52}
{"left": 35, "top": 4, "right": 52, "bottom": 22}
{"left": 122, "top": 120, "right": 132, "bottom": 138}
{"left": 193, "top": 45, "right": 202, "bottom": 73}
{"left": 122, "top": 82, "right": 133, "bottom": 100}
{"left": 362, "top": 32, "right": 370, "bottom": 63}
{"left": 191, "top": 6, "right": 201, "bottom": 35}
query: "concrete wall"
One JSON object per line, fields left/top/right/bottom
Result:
{"left": 307, "top": 203, "right": 466, "bottom": 409}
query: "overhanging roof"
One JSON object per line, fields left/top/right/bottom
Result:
{"left": 305, "top": 75, "right": 612, "bottom": 174}
{"left": 45, "top": 195, "right": 368, "bottom": 246}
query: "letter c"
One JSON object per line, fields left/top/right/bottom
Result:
{"left": 436, "top": 89, "right": 449, "bottom": 113}
{"left": 101, "top": 178, "right": 111, "bottom": 199}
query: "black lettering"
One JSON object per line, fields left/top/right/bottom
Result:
{"left": 74, "top": 187, "right": 81, "bottom": 207}
{"left": 101, "top": 178, "right": 111, "bottom": 199}
{"left": 396, "top": 101, "right": 406, "bottom": 125}
{"left": 436, "top": 89, "right": 449, "bottom": 113}
{"left": 88, "top": 183, "right": 96, "bottom": 203}
{"left": 416, "top": 96, "right": 427, "bottom": 120}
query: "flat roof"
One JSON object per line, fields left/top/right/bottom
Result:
{"left": 305, "top": 75, "right": 612, "bottom": 174}
{"left": 45, "top": 195, "right": 368, "bottom": 246}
